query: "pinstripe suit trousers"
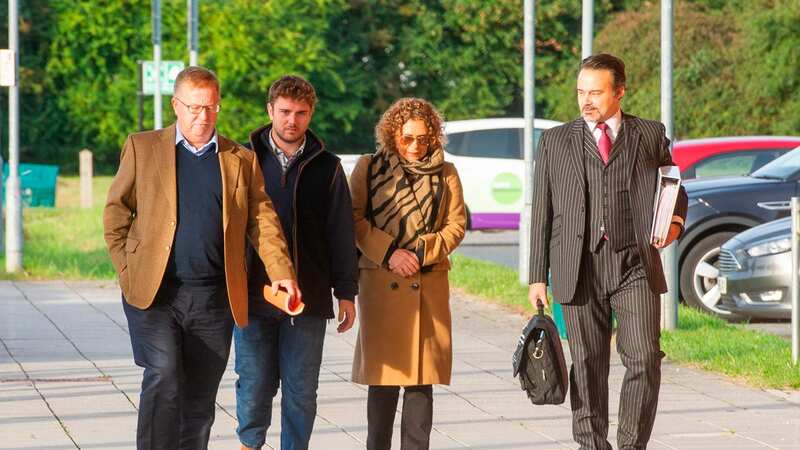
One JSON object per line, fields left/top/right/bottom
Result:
{"left": 562, "top": 240, "right": 663, "bottom": 450}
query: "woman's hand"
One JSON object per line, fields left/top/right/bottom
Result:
{"left": 388, "top": 249, "right": 420, "bottom": 277}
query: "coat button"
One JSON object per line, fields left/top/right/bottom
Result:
{"left": 390, "top": 282, "right": 399, "bottom": 290}
{"left": 411, "top": 283, "right": 420, "bottom": 290}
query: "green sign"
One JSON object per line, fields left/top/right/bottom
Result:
{"left": 491, "top": 172, "right": 522, "bottom": 204}
{"left": 142, "top": 60, "right": 184, "bottom": 95}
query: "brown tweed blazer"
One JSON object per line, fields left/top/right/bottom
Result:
{"left": 103, "top": 124, "right": 295, "bottom": 327}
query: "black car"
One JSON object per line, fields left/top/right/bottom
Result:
{"left": 717, "top": 217, "right": 792, "bottom": 320}
{"left": 678, "top": 146, "right": 800, "bottom": 320}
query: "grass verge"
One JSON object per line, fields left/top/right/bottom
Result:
{"left": 661, "top": 307, "right": 800, "bottom": 389}
{"left": 0, "top": 205, "right": 115, "bottom": 280}
{"left": 449, "top": 253, "right": 800, "bottom": 390}
{"left": 1, "top": 175, "right": 115, "bottom": 280}
{"left": 449, "top": 253, "right": 531, "bottom": 312}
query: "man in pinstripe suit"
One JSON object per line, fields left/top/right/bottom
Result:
{"left": 528, "top": 54, "right": 688, "bottom": 450}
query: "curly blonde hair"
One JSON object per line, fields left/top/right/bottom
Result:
{"left": 375, "top": 97, "right": 446, "bottom": 155}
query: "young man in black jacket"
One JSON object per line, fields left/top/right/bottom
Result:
{"left": 234, "top": 75, "right": 358, "bottom": 450}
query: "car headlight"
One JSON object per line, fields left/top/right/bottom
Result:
{"left": 746, "top": 238, "right": 791, "bottom": 257}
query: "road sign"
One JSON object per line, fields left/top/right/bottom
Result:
{"left": 142, "top": 60, "right": 184, "bottom": 95}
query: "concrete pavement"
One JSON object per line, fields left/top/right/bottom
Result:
{"left": 1, "top": 280, "right": 799, "bottom": 449}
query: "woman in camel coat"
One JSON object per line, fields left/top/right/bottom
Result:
{"left": 349, "top": 97, "right": 466, "bottom": 450}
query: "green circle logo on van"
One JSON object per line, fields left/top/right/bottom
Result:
{"left": 491, "top": 172, "right": 522, "bottom": 204}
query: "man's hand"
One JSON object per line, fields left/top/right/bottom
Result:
{"left": 337, "top": 299, "right": 356, "bottom": 333}
{"left": 528, "top": 282, "right": 549, "bottom": 309}
{"left": 271, "top": 279, "right": 302, "bottom": 304}
{"left": 388, "top": 249, "right": 420, "bottom": 278}
{"left": 652, "top": 222, "right": 682, "bottom": 249}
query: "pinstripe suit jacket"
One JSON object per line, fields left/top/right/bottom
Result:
{"left": 529, "top": 113, "right": 688, "bottom": 302}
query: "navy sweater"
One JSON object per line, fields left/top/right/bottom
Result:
{"left": 164, "top": 144, "right": 225, "bottom": 285}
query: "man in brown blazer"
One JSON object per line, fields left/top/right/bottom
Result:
{"left": 528, "top": 54, "right": 687, "bottom": 450}
{"left": 103, "top": 66, "right": 299, "bottom": 449}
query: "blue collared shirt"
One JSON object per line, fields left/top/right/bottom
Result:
{"left": 176, "top": 124, "right": 218, "bottom": 157}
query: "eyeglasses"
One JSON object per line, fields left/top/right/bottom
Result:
{"left": 400, "top": 134, "right": 433, "bottom": 147}
{"left": 174, "top": 97, "right": 221, "bottom": 115}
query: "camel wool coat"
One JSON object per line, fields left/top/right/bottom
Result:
{"left": 350, "top": 154, "right": 466, "bottom": 386}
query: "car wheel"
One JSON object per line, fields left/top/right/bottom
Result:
{"left": 679, "top": 231, "right": 745, "bottom": 322}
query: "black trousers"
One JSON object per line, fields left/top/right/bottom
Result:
{"left": 123, "top": 282, "right": 234, "bottom": 450}
{"left": 561, "top": 241, "right": 663, "bottom": 450}
{"left": 367, "top": 385, "right": 433, "bottom": 450}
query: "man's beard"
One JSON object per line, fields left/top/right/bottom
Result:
{"left": 274, "top": 127, "right": 304, "bottom": 144}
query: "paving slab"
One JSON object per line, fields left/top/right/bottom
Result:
{"left": 1, "top": 280, "right": 798, "bottom": 449}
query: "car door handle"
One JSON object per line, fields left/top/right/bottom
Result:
{"left": 757, "top": 201, "right": 791, "bottom": 211}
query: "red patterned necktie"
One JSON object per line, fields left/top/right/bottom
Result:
{"left": 596, "top": 122, "right": 611, "bottom": 164}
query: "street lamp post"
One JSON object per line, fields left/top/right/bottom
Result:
{"left": 152, "top": 0, "right": 162, "bottom": 130}
{"left": 188, "top": 0, "right": 198, "bottom": 66}
{"left": 660, "top": 0, "right": 678, "bottom": 330}
{"left": 582, "top": 0, "right": 594, "bottom": 60}
{"left": 5, "top": 0, "right": 23, "bottom": 273}
{"left": 791, "top": 197, "right": 799, "bottom": 365}
{"left": 519, "top": 0, "right": 536, "bottom": 285}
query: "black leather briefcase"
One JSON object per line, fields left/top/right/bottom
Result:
{"left": 512, "top": 304, "right": 569, "bottom": 405}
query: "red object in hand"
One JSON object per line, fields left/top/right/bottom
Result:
{"left": 263, "top": 286, "right": 306, "bottom": 316}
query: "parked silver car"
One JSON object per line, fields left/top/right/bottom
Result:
{"left": 717, "top": 217, "right": 792, "bottom": 320}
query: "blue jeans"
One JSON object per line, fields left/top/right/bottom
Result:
{"left": 234, "top": 309, "right": 327, "bottom": 450}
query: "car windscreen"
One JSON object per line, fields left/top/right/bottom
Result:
{"left": 751, "top": 146, "right": 800, "bottom": 180}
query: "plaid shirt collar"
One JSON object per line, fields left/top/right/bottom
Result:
{"left": 268, "top": 130, "right": 306, "bottom": 173}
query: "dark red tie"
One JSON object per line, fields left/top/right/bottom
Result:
{"left": 596, "top": 122, "right": 611, "bottom": 164}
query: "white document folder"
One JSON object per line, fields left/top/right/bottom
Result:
{"left": 650, "top": 166, "right": 681, "bottom": 243}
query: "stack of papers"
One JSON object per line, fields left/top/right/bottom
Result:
{"left": 650, "top": 166, "right": 682, "bottom": 243}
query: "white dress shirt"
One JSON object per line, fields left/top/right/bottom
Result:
{"left": 584, "top": 108, "right": 622, "bottom": 145}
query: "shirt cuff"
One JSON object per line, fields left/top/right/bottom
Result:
{"left": 671, "top": 216, "right": 685, "bottom": 236}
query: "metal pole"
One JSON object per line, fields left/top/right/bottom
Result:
{"left": 791, "top": 197, "right": 799, "bottom": 365}
{"left": 581, "top": 0, "right": 594, "bottom": 60}
{"left": 0, "top": 151, "right": 4, "bottom": 252}
{"left": 660, "top": 0, "right": 677, "bottom": 330}
{"left": 137, "top": 60, "right": 144, "bottom": 131}
{"left": 188, "top": 0, "right": 198, "bottom": 66}
{"left": 519, "top": 0, "right": 535, "bottom": 284}
{"left": 152, "top": 0, "right": 162, "bottom": 130}
{"left": 5, "top": 0, "right": 23, "bottom": 272}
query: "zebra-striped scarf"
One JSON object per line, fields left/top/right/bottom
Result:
{"left": 366, "top": 147, "right": 444, "bottom": 251}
